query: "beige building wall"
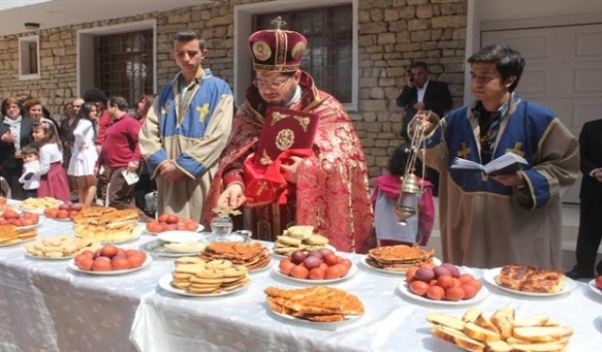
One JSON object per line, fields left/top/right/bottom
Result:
{"left": 0, "top": 0, "right": 467, "bottom": 178}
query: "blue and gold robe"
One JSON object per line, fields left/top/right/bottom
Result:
{"left": 140, "top": 69, "right": 233, "bottom": 222}
{"left": 422, "top": 94, "right": 578, "bottom": 269}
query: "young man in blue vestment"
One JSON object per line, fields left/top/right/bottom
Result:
{"left": 139, "top": 30, "right": 234, "bottom": 222}
{"left": 414, "top": 44, "right": 579, "bottom": 269}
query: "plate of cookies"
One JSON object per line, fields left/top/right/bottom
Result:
{"left": 24, "top": 235, "right": 99, "bottom": 260}
{"left": 159, "top": 257, "right": 251, "bottom": 297}
{"left": 271, "top": 226, "right": 333, "bottom": 258}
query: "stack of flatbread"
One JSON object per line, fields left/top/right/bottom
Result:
{"left": 366, "top": 245, "right": 435, "bottom": 272}
{"left": 265, "top": 286, "right": 365, "bottom": 322}
{"left": 273, "top": 225, "right": 330, "bottom": 256}
{"left": 200, "top": 242, "right": 271, "bottom": 271}
{"left": 0, "top": 224, "right": 37, "bottom": 245}
{"left": 72, "top": 207, "right": 140, "bottom": 243}
{"left": 171, "top": 257, "right": 250, "bottom": 294}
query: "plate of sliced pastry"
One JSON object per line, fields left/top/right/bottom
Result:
{"left": 483, "top": 265, "right": 578, "bottom": 297}
{"left": 264, "top": 286, "right": 365, "bottom": 329}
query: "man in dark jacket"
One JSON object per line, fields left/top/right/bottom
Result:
{"left": 396, "top": 61, "right": 453, "bottom": 195}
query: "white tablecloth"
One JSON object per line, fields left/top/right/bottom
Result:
{"left": 1, "top": 213, "right": 601, "bottom": 351}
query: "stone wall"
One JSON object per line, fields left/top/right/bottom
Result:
{"left": 0, "top": 0, "right": 467, "bottom": 178}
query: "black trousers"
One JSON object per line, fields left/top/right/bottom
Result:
{"left": 575, "top": 198, "right": 602, "bottom": 275}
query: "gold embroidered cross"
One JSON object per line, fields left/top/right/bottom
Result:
{"left": 505, "top": 142, "right": 524, "bottom": 157}
{"left": 197, "top": 103, "right": 210, "bottom": 123}
{"left": 256, "top": 181, "right": 269, "bottom": 196}
{"left": 161, "top": 103, "right": 169, "bottom": 116}
{"left": 271, "top": 16, "right": 286, "bottom": 30}
{"left": 457, "top": 142, "right": 471, "bottom": 159}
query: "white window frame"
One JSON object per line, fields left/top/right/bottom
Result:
{"left": 233, "top": 0, "right": 358, "bottom": 111}
{"left": 76, "top": 19, "right": 157, "bottom": 97}
{"left": 18, "top": 35, "right": 41, "bottom": 80}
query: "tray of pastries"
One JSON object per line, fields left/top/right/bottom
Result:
{"left": 363, "top": 245, "right": 437, "bottom": 273}
{"left": 0, "top": 224, "right": 38, "bottom": 247}
{"left": 72, "top": 207, "right": 141, "bottom": 244}
{"left": 200, "top": 242, "right": 271, "bottom": 271}
{"left": 264, "top": 286, "right": 365, "bottom": 326}
{"left": 483, "top": 264, "right": 577, "bottom": 296}
{"left": 159, "top": 257, "right": 251, "bottom": 296}
{"left": 426, "top": 308, "right": 573, "bottom": 352}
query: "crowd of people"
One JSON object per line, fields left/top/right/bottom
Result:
{"left": 0, "top": 90, "right": 157, "bottom": 217}
{"left": 1, "top": 21, "right": 597, "bottom": 275}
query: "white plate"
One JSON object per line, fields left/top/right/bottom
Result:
{"left": 270, "top": 245, "right": 337, "bottom": 259}
{"left": 267, "top": 305, "right": 363, "bottom": 328}
{"left": 360, "top": 256, "right": 442, "bottom": 275}
{"left": 24, "top": 251, "right": 74, "bottom": 260}
{"left": 158, "top": 230, "right": 205, "bottom": 243}
{"left": 588, "top": 279, "right": 602, "bottom": 298}
{"left": 49, "top": 217, "right": 72, "bottom": 222}
{"left": 397, "top": 280, "right": 490, "bottom": 306}
{"left": 67, "top": 255, "right": 153, "bottom": 275}
{"left": 482, "top": 267, "right": 578, "bottom": 297}
{"left": 272, "top": 262, "right": 358, "bottom": 284}
{"left": 18, "top": 207, "right": 45, "bottom": 215}
{"left": 144, "top": 224, "right": 204, "bottom": 236}
{"left": 157, "top": 273, "right": 250, "bottom": 297}
{"left": 0, "top": 238, "right": 36, "bottom": 247}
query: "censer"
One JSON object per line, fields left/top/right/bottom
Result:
{"left": 395, "top": 110, "right": 435, "bottom": 233}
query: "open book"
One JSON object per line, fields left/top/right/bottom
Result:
{"left": 451, "top": 152, "right": 528, "bottom": 176}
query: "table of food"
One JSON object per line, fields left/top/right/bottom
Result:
{"left": 0, "top": 197, "right": 601, "bottom": 352}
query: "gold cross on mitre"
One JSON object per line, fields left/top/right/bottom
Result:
{"left": 197, "top": 103, "right": 210, "bottom": 123}
{"left": 505, "top": 142, "right": 524, "bottom": 157}
{"left": 271, "top": 16, "right": 286, "bottom": 30}
{"left": 457, "top": 142, "right": 471, "bottom": 159}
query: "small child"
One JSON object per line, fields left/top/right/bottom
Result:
{"left": 31, "top": 121, "right": 71, "bottom": 202}
{"left": 371, "top": 142, "right": 435, "bottom": 247}
{"left": 18, "top": 144, "right": 41, "bottom": 199}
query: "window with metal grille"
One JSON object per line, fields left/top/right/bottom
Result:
{"left": 254, "top": 5, "right": 353, "bottom": 103}
{"left": 95, "top": 30, "right": 154, "bottom": 107}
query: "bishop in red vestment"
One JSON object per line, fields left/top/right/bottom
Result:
{"left": 203, "top": 17, "right": 374, "bottom": 253}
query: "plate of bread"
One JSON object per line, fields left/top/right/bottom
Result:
{"left": 483, "top": 265, "right": 577, "bottom": 297}
{"left": 426, "top": 308, "right": 573, "bottom": 352}
{"left": 19, "top": 197, "right": 62, "bottom": 214}
{"left": 361, "top": 245, "right": 442, "bottom": 274}
{"left": 271, "top": 225, "right": 332, "bottom": 258}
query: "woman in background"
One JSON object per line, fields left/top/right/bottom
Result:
{"left": 0, "top": 97, "right": 35, "bottom": 200}
{"left": 67, "top": 103, "right": 99, "bottom": 206}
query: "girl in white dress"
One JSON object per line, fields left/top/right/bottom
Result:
{"left": 67, "top": 103, "right": 99, "bottom": 206}
{"left": 32, "top": 121, "right": 71, "bottom": 202}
